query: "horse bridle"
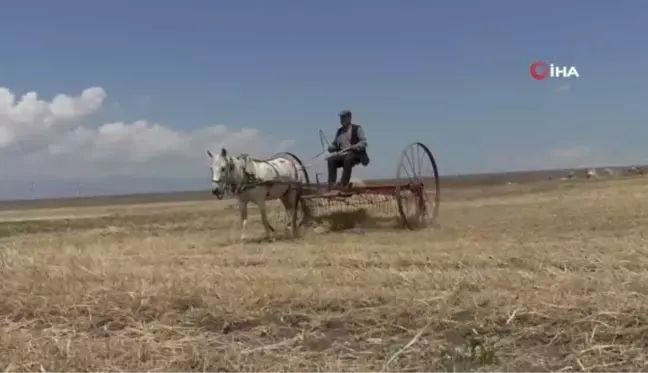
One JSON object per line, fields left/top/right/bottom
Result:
{"left": 212, "top": 156, "right": 236, "bottom": 194}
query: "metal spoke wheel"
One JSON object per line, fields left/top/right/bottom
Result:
{"left": 395, "top": 142, "right": 440, "bottom": 229}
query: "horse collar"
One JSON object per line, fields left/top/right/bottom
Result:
{"left": 226, "top": 156, "right": 235, "bottom": 170}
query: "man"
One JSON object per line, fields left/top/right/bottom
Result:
{"left": 327, "top": 109, "right": 370, "bottom": 189}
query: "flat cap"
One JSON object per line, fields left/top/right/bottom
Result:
{"left": 338, "top": 109, "right": 352, "bottom": 117}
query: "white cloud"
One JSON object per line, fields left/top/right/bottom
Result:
{"left": 0, "top": 86, "right": 291, "bottom": 181}
{"left": 0, "top": 87, "right": 106, "bottom": 151}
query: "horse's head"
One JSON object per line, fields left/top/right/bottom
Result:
{"left": 207, "top": 147, "right": 237, "bottom": 195}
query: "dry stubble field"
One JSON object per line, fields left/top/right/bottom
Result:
{"left": 2, "top": 177, "right": 648, "bottom": 371}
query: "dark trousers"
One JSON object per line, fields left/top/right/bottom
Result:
{"left": 327, "top": 152, "right": 363, "bottom": 187}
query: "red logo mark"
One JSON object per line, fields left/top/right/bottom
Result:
{"left": 529, "top": 60, "right": 550, "bottom": 80}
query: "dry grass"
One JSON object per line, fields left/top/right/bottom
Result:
{"left": 2, "top": 178, "right": 648, "bottom": 371}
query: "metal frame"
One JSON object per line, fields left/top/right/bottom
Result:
{"left": 290, "top": 141, "right": 440, "bottom": 238}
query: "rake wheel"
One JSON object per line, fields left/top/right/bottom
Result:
{"left": 395, "top": 142, "right": 440, "bottom": 229}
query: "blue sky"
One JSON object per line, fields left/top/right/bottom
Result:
{"left": 0, "top": 0, "right": 647, "bottom": 197}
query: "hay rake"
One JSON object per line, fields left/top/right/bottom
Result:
{"left": 288, "top": 135, "right": 441, "bottom": 237}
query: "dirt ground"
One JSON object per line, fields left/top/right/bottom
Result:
{"left": 2, "top": 176, "right": 648, "bottom": 371}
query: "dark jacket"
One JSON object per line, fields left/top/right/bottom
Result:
{"left": 331, "top": 124, "right": 370, "bottom": 166}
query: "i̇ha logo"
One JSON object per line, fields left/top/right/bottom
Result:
{"left": 529, "top": 60, "right": 579, "bottom": 80}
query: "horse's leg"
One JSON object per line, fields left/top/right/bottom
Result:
{"left": 238, "top": 198, "right": 249, "bottom": 241}
{"left": 256, "top": 188, "right": 275, "bottom": 239}
{"left": 279, "top": 192, "right": 294, "bottom": 231}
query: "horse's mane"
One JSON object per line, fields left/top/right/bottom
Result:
{"left": 238, "top": 153, "right": 267, "bottom": 163}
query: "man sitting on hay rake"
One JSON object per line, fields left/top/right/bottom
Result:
{"left": 327, "top": 109, "right": 370, "bottom": 190}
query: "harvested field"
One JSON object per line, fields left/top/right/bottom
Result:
{"left": 2, "top": 177, "right": 648, "bottom": 370}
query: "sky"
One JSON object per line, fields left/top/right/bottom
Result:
{"left": 0, "top": 0, "right": 646, "bottom": 199}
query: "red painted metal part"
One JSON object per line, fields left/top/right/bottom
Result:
{"left": 300, "top": 180, "right": 425, "bottom": 200}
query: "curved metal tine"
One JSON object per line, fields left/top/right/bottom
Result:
{"left": 313, "top": 129, "right": 331, "bottom": 159}
{"left": 319, "top": 129, "right": 330, "bottom": 149}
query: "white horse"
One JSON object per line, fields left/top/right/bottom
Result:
{"left": 208, "top": 147, "right": 303, "bottom": 241}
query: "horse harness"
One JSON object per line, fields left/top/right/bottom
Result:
{"left": 224, "top": 154, "right": 291, "bottom": 196}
